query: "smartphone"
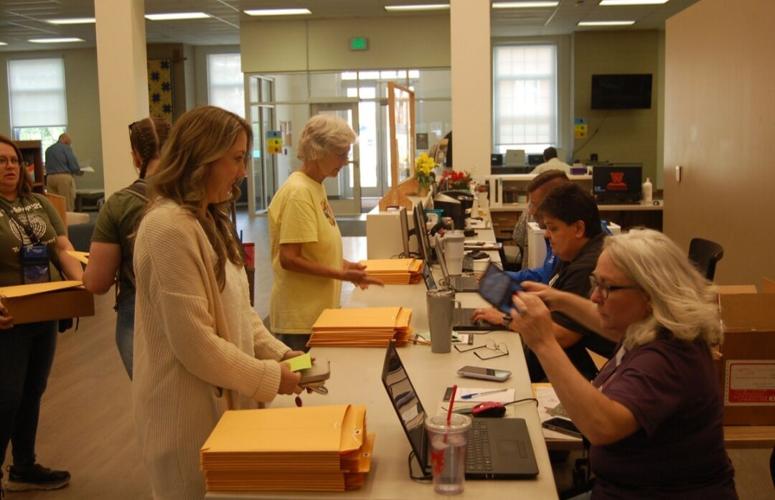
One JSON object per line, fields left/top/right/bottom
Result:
{"left": 478, "top": 263, "right": 521, "bottom": 314}
{"left": 542, "top": 417, "right": 582, "bottom": 438}
{"left": 457, "top": 365, "right": 511, "bottom": 382}
{"left": 298, "top": 360, "right": 331, "bottom": 386}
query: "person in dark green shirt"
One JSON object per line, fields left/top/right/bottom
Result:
{"left": 82, "top": 117, "right": 170, "bottom": 379}
{"left": 0, "top": 134, "right": 82, "bottom": 494}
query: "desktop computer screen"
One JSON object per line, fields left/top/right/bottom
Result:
{"left": 592, "top": 164, "right": 643, "bottom": 204}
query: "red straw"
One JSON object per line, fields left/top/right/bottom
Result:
{"left": 446, "top": 384, "right": 458, "bottom": 426}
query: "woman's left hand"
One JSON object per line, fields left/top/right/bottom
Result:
{"left": 508, "top": 292, "right": 557, "bottom": 353}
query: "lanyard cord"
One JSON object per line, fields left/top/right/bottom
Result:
{"left": 0, "top": 197, "right": 40, "bottom": 244}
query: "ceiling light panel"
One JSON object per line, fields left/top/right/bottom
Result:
{"left": 578, "top": 20, "right": 636, "bottom": 26}
{"left": 145, "top": 12, "right": 211, "bottom": 21}
{"left": 46, "top": 18, "right": 96, "bottom": 25}
{"left": 492, "top": 1, "right": 559, "bottom": 8}
{"left": 243, "top": 8, "right": 312, "bottom": 16}
{"left": 600, "top": 0, "right": 669, "bottom": 5}
{"left": 29, "top": 37, "right": 85, "bottom": 43}
{"left": 384, "top": 4, "right": 450, "bottom": 12}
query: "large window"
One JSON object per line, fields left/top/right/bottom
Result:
{"left": 207, "top": 53, "right": 244, "bottom": 117}
{"left": 492, "top": 44, "right": 557, "bottom": 154}
{"left": 8, "top": 58, "right": 67, "bottom": 152}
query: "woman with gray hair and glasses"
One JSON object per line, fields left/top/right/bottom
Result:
{"left": 510, "top": 229, "right": 737, "bottom": 498}
{"left": 268, "top": 114, "right": 382, "bottom": 350}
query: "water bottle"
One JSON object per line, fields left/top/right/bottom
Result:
{"left": 642, "top": 177, "right": 653, "bottom": 203}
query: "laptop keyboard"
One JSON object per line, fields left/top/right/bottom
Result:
{"left": 466, "top": 420, "right": 494, "bottom": 473}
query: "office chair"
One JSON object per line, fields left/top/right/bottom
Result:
{"left": 688, "top": 238, "right": 724, "bottom": 281}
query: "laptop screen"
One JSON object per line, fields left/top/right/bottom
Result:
{"left": 422, "top": 264, "right": 437, "bottom": 290}
{"left": 435, "top": 238, "right": 450, "bottom": 280}
{"left": 381, "top": 343, "right": 429, "bottom": 470}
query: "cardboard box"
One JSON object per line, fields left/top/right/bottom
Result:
{"left": 2, "top": 287, "right": 94, "bottom": 325}
{"left": 718, "top": 293, "right": 775, "bottom": 425}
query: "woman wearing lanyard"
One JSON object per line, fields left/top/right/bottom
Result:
{"left": 510, "top": 229, "right": 737, "bottom": 498}
{"left": 0, "top": 135, "right": 82, "bottom": 494}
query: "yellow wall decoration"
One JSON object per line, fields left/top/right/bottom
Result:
{"left": 147, "top": 59, "right": 173, "bottom": 121}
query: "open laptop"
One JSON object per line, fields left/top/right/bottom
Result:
{"left": 421, "top": 262, "right": 496, "bottom": 331}
{"left": 381, "top": 342, "right": 539, "bottom": 479}
{"left": 436, "top": 238, "right": 479, "bottom": 292}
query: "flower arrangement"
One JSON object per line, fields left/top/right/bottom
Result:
{"left": 414, "top": 153, "right": 437, "bottom": 193}
{"left": 439, "top": 169, "right": 472, "bottom": 191}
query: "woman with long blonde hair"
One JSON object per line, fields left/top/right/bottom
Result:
{"left": 132, "top": 106, "right": 303, "bottom": 499}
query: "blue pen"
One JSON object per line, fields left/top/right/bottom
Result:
{"left": 461, "top": 388, "right": 507, "bottom": 400}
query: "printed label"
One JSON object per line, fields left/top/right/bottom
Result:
{"left": 724, "top": 360, "right": 775, "bottom": 406}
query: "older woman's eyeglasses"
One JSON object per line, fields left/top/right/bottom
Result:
{"left": 589, "top": 275, "right": 640, "bottom": 300}
{"left": 474, "top": 341, "right": 509, "bottom": 360}
{"left": 0, "top": 156, "right": 20, "bottom": 167}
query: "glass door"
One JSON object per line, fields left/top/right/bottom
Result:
{"left": 309, "top": 102, "right": 362, "bottom": 215}
{"left": 247, "top": 76, "right": 277, "bottom": 214}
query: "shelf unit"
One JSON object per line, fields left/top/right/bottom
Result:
{"left": 15, "top": 139, "right": 45, "bottom": 194}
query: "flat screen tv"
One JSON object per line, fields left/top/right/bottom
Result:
{"left": 591, "top": 74, "right": 652, "bottom": 109}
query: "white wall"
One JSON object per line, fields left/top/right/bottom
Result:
{"left": 664, "top": 0, "right": 775, "bottom": 283}
{"left": 240, "top": 16, "right": 451, "bottom": 73}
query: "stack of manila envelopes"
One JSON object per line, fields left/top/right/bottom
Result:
{"left": 201, "top": 405, "right": 374, "bottom": 492}
{"left": 308, "top": 306, "right": 412, "bottom": 347}
{"left": 361, "top": 258, "right": 424, "bottom": 284}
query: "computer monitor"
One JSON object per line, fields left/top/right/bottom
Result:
{"left": 412, "top": 202, "right": 433, "bottom": 265}
{"left": 398, "top": 207, "right": 410, "bottom": 257}
{"left": 527, "top": 154, "right": 544, "bottom": 166}
{"left": 592, "top": 164, "right": 643, "bottom": 204}
{"left": 505, "top": 149, "right": 526, "bottom": 167}
{"left": 433, "top": 193, "right": 464, "bottom": 230}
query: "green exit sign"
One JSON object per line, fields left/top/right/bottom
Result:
{"left": 350, "top": 37, "right": 368, "bottom": 51}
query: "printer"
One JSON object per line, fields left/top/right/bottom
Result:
{"left": 439, "top": 190, "right": 474, "bottom": 213}
{"left": 433, "top": 193, "right": 465, "bottom": 230}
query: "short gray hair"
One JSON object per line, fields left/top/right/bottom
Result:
{"left": 297, "top": 114, "right": 356, "bottom": 162}
{"left": 603, "top": 229, "right": 722, "bottom": 350}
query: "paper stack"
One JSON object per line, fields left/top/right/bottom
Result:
{"left": 361, "top": 258, "right": 424, "bottom": 284}
{"left": 201, "top": 405, "right": 374, "bottom": 492}
{"left": 308, "top": 306, "right": 413, "bottom": 347}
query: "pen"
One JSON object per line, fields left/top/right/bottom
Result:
{"left": 461, "top": 388, "right": 507, "bottom": 400}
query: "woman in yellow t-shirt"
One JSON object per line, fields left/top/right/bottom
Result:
{"left": 269, "top": 115, "right": 382, "bottom": 349}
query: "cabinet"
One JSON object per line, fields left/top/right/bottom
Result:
{"left": 487, "top": 173, "right": 592, "bottom": 207}
{"left": 15, "top": 140, "right": 45, "bottom": 194}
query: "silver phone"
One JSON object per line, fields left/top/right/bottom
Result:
{"left": 299, "top": 360, "right": 331, "bottom": 386}
{"left": 457, "top": 365, "right": 511, "bottom": 382}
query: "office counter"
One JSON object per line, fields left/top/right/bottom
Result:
{"left": 206, "top": 233, "right": 558, "bottom": 500}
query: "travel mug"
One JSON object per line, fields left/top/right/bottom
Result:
{"left": 427, "top": 289, "right": 455, "bottom": 353}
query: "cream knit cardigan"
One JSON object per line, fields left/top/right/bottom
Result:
{"left": 132, "top": 200, "right": 290, "bottom": 499}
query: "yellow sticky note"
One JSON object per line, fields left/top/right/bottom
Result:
{"left": 282, "top": 353, "right": 312, "bottom": 372}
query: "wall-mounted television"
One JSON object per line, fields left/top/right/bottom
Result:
{"left": 591, "top": 74, "right": 652, "bottom": 109}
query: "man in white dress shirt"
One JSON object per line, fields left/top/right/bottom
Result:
{"left": 532, "top": 147, "right": 571, "bottom": 174}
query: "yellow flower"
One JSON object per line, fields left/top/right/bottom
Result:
{"left": 415, "top": 153, "right": 436, "bottom": 176}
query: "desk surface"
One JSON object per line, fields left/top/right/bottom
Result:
{"left": 207, "top": 231, "right": 557, "bottom": 499}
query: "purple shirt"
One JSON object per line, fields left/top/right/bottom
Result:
{"left": 590, "top": 332, "right": 737, "bottom": 499}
